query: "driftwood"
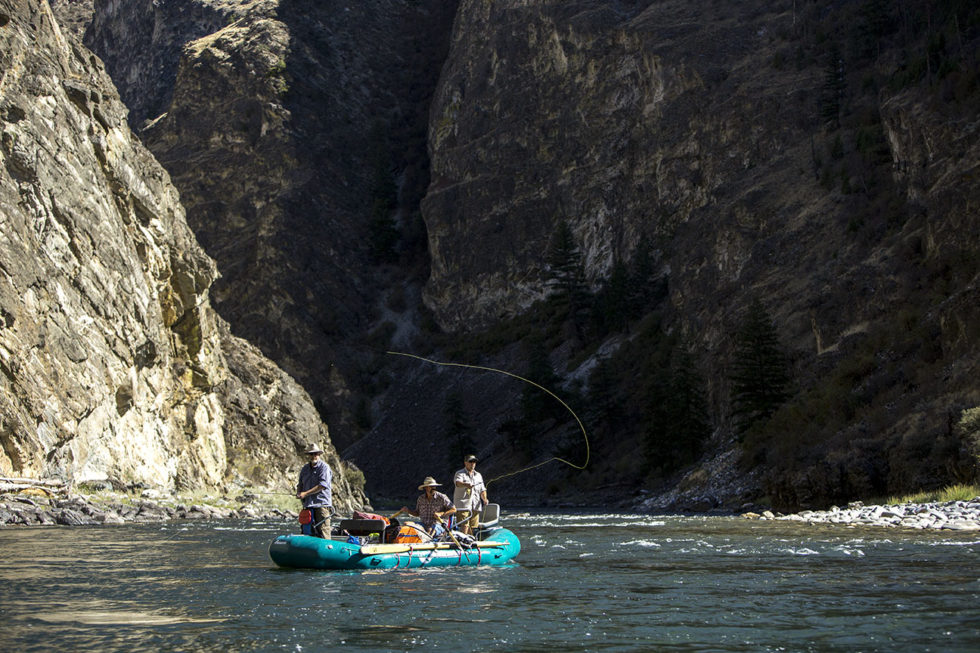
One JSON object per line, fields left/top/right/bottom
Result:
{"left": 0, "top": 477, "right": 70, "bottom": 496}
{"left": 0, "top": 477, "right": 67, "bottom": 487}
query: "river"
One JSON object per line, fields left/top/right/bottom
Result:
{"left": 0, "top": 512, "right": 977, "bottom": 651}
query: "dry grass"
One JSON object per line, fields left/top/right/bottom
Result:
{"left": 74, "top": 487, "right": 298, "bottom": 513}
{"left": 886, "top": 484, "right": 980, "bottom": 506}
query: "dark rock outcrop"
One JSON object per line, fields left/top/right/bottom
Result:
{"left": 417, "top": 0, "right": 980, "bottom": 507}
{"left": 0, "top": 0, "right": 365, "bottom": 510}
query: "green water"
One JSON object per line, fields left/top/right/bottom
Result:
{"left": 0, "top": 512, "right": 977, "bottom": 651}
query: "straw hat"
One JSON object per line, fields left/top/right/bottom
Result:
{"left": 418, "top": 476, "right": 441, "bottom": 490}
{"left": 305, "top": 443, "right": 324, "bottom": 455}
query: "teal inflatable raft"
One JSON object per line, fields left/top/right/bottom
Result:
{"left": 269, "top": 527, "right": 520, "bottom": 570}
{"left": 268, "top": 504, "right": 521, "bottom": 570}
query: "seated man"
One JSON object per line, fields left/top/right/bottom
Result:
{"left": 397, "top": 476, "right": 456, "bottom": 536}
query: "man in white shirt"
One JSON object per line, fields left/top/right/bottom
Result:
{"left": 453, "top": 454, "right": 487, "bottom": 535}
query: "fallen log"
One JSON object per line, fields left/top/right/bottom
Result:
{"left": 0, "top": 477, "right": 69, "bottom": 496}
{"left": 0, "top": 477, "right": 67, "bottom": 488}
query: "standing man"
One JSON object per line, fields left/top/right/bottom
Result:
{"left": 296, "top": 442, "right": 332, "bottom": 538}
{"left": 453, "top": 454, "right": 487, "bottom": 535}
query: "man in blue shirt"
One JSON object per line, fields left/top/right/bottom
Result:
{"left": 296, "top": 443, "right": 333, "bottom": 538}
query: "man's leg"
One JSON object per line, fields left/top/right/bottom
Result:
{"left": 457, "top": 509, "right": 472, "bottom": 534}
{"left": 313, "top": 507, "right": 332, "bottom": 538}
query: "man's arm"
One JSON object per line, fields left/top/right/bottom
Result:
{"left": 317, "top": 463, "right": 332, "bottom": 488}
{"left": 435, "top": 505, "right": 457, "bottom": 523}
{"left": 297, "top": 484, "right": 324, "bottom": 500}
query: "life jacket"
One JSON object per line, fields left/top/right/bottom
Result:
{"left": 382, "top": 519, "right": 429, "bottom": 544}
{"left": 394, "top": 523, "right": 428, "bottom": 543}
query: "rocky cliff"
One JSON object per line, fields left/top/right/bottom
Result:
{"left": 1, "top": 0, "right": 365, "bottom": 510}
{"left": 84, "top": 0, "right": 458, "bottom": 451}
{"left": 72, "top": 0, "right": 979, "bottom": 510}
{"left": 417, "top": 0, "right": 980, "bottom": 509}
{"left": 425, "top": 0, "right": 978, "bottom": 334}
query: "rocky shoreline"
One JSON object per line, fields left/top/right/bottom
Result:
{"left": 0, "top": 491, "right": 299, "bottom": 527}
{"left": 743, "top": 498, "right": 980, "bottom": 531}
{"left": 5, "top": 489, "right": 980, "bottom": 532}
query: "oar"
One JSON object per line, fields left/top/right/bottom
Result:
{"left": 436, "top": 513, "right": 469, "bottom": 551}
{"left": 360, "top": 541, "right": 505, "bottom": 555}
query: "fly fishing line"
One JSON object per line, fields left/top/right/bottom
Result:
{"left": 387, "top": 350, "right": 590, "bottom": 487}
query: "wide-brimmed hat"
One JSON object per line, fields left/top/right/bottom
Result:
{"left": 305, "top": 443, "right": 324, "bottom": 454}
{"left": 465, "top": 454, "right": 478, "bottom": 462}
{"left": 418, "top": 476, "right": 441, "bottom": 490}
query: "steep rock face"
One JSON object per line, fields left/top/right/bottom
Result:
{"left": 424, "top": 0, "right": 826, "bottom": 330}
{"left": 424, "top": 0, "right": 701, "bottom": 327}
{"left": 49, "top": 0, "right": 92, "bottom": 39}
{"left": 86, "top": 0, "right": 458, "bottom": 448}
{"left": 0, "top": 0, "right": 364, "bottom": 509}
{"left": 417, "top": 0, "right": 979, "bottom": 505}
{"left": 424, "top": 0, "right": 979, "bottom": 357}
{"left": 85, "top": 0, "right": 247, "bottom": 128}
{"left": 215, "top": 318, "right": 366, "bottom": 510}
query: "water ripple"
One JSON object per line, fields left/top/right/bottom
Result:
{"left": 0, "top": 515, "right": 978, "bottom": 651}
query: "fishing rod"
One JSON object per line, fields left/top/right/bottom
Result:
{"left": 386, "top": 350, "right": 591, "bottom": 488}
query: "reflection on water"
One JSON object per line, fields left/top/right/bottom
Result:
{"left": 35, "top": 611, "right": 223, "bottom": 626}
{"left": 0, "top": 514, "right": 978, "bottom": 651}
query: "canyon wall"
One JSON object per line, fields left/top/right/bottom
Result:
{"left": 1, "top": 0, "right": 365, "bottom": 509}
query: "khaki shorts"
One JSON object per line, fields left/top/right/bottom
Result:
{"left": 457, "top": 509, "right": 480, "bottom": 530}
{"left": 311, "top": 507, "right": 331, "bottom": 539}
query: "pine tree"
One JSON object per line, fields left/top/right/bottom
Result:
{"left": 594, "top": 258, "right": 630, "bottom": 335}
{"left": 547, "top": 221, "right": 591, "bottom": 332}
{"left": 644, "top": 341, "right": 711, "bottom": 472}
{"left": 730, "top": 299, "right": 792, "bottom": 438}
{"left": 586, "top": 356, "right": 625, "bottom": 437}
{"left": 514, "top": 340, "right": 563, "bottom": 456}
{"left": 667, "top": 345, "right": 711, "bottom": 465}
{"left": 626, "top": 236, "right": 651, "bottom": 308}
{"left": 521, "top": 341, "right": 562, "bottom": 421}
{"left": 643, "top": 374, "right": 673, "bottom": 470}
{"left": 857, "top": 0, "right": 893, "bottom": 60}
{"left": 820, "top": 44, "right": 846, "bottom": 128}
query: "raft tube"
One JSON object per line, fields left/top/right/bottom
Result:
{"left": 269, "top": 528, "right": 521, "bottom": 570}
